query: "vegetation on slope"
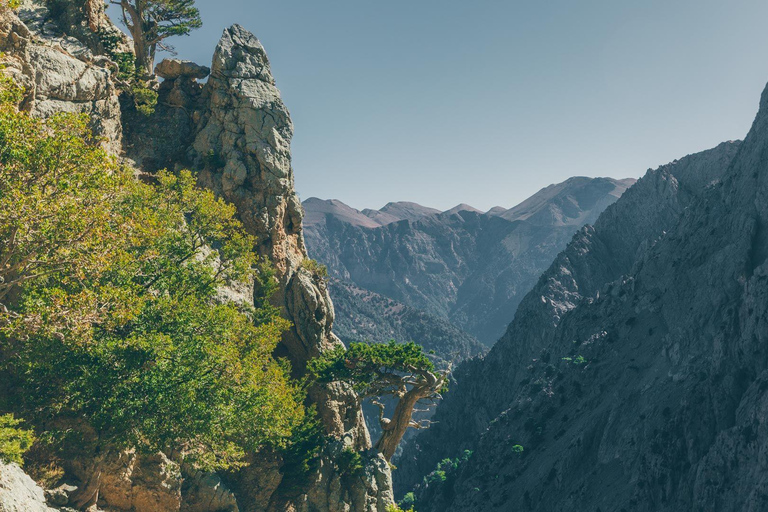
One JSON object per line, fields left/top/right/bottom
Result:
{"left": 0, "top": 77, "right": 304, "bottom": 471}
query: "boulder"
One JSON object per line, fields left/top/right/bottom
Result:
{"left": 0, "top": 462, "right": 56, "bottom": 512}
{"left": 155, "top": 59, "right": 210, "bottom": 80}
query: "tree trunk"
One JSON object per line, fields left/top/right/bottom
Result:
{"left": 132, "top": 35, "right": 152, "bottom": 76}
{"left": 374, "top": 385, "right": 428, "bottom": 461}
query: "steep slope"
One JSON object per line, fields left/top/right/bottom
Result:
{"left": 397, "top": 129, "right": 757, "bottom": 507}
{"left": 328, "top": 279, "right": 486, "bottom": 365}
{"left": 303, "top": 177, "right": 634, "bottom": 345}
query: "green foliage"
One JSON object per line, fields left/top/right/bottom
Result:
{"left": 3, "top": 0, "right": 20, "bottom": 10}
{"left": 112, "top": 52, "right": 137, "bottom": 81}
{"left": 0, "top": 414, "right": 34, "bottom": 465}
{"left": 97, "top": 29, "right": 136, "bottom": 82}
{"left": 146, "top": 0, "right": 202, "bottom": 39}
{"left": 511, "top": 444, "right": 524, "bottom": 454}
{"left": 427, "top": 469, "right": 447, "bottom": 484}
{"left": 399, "top": 492, "right": 416, "bottom": 509}
{"left": 309, "top": 341, "right": 436, "bottom": 395}
{"left": 386, "top": 505, "right": 415, "bottom": 512}
{"left": 337, "top": 447, "right": 364, "bottom": 478}
{"left": 114, "top": 0, "right": 202, "bottom": 74}
{"left": 0, "top": 85, "right": 304, "bottom": 471}
{"left": 300, "top": 258, "right": 328, "bottom": 279}
{"left": 132, "top": 82, "right": 158, "bottom": 116}
{"left": 278, "top": 407, "right": 325, "bottom": 493}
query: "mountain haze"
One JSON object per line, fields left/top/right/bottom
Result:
{"left": 303, "top": 177, "right": 635, "bottom": 345}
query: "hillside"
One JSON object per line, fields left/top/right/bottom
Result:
{"left": 329, "top": 279, "right": 486, "bottom": 365}
{"left": 303, "top": 177, "right": 635, "bottom": 345}
{"left": 394, "top": 125, "right": 754, "bottom": 508}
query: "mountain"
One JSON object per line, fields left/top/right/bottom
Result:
{"left": 303, "top": 177, "right": 635, "bottom": 345}
{"left": 328, "top": 279, "right": 486, "bottom": 366}
{"left": 394, "top": 122, "right": 755, "bottom": 508}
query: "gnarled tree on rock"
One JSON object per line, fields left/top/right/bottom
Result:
{"left": 309, "top": 341, "right": 448, "bottom": 461}
{"left": 110, "top": 0, "right": 202, "bottom": 76}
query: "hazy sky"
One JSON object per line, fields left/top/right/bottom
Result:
{"left": 124, "top": 0, "right": 768, "bottom": 211}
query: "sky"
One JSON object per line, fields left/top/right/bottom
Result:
{"left": 118, "top": 0, "right": 768, "bottom": 211}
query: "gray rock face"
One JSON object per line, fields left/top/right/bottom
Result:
{"left": 1, "top": 0, "right": 124, "bottom": 155}
{"left": 396, "top": 122, "right": 759, "bottom": 507}
{"left": 303, "top": 177, "right": 635, "bottom": 345}
{"left": 0, "top": 462, "right": 56, "bottom": 512}
{"left": 190, "top": 24, "right": 393, "bottom": 511}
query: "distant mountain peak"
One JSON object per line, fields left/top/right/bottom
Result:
{"left": 442, "top": 203, "right": 483, "bottom": 216}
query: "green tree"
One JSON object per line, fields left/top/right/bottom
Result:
{"left": 309, "top": 341, "right": 448, "bottom": 461}
{"left": 110, "top": 0, "right": 202, "bottom": 76}
{"left": 0, "top": 77, "right": 303, "bottom": 470}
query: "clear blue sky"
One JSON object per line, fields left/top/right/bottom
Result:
{"left": 123, "top": 0, "right": 768, "bottom": 211}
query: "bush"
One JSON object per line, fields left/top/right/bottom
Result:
{"left": 300, "top": 258, "right": 329, "bottom": 279}
{"left": 399, "top": 492, "right": 416, "bottom": 509}
{"left": 0, "top": 80, "right": 304, "bottom": 471}
{"left": 132, "top": 82, "right": 158, "bottom": 116}
{"left": 337, "top": 447, "right": 364, "bottom": 478}
{"left": 0, "top": 414, "right": 34, "bottom": 465}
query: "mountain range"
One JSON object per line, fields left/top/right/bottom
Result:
{"left": 303, "top": 176, "right": 636, "bottom": 346}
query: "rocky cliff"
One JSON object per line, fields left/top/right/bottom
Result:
{"left": 303, "top": 177, "right": 635, "bottom": 345}
{"left": 0, "top": 2, "right": 393, "bottom": 510}
{"left": 395, "top": 123, "right": 755, "bottom": 507}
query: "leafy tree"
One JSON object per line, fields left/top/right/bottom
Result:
{"left": 309, "top": 341, "right": 448, "bottom": 461}
{"left": 110, "top": 0, "right": 202, "bottom": 76}
{"left": 0, "top": 77, "right": 303, "bottom": 470}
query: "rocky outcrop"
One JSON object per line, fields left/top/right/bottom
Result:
{"left": 303, "top": 177, "right": 635, "bottom": 345}
{"left": 0, "top": 0, "right": 124, "bottom": 154}
{"left": 189, "top": 24, "right": 393, "bottom": 510}
{"left": 0, "top": 462, "right": 56, "bottom": 512}
{"left": 155, "top": 59, "right": 210, "bottom": 80}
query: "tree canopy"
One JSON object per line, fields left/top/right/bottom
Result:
{"left": 111, "top": 0, "right": 202, "bottom": 75}
{"left": 309, "top": 341, "right": 448, "bottom": 461}
{"left": 0, "top": 76, "right": 303, "bottom": 471}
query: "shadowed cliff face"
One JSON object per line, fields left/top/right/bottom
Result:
{"left": 395, "top": 127, "right": 755, "bottom": 507}
{"left": 303, "top": 177, "right": 635, "bottom": 345}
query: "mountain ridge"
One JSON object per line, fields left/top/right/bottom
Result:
{"left": 303, "top": 176, "right": 635, "bottom": 344}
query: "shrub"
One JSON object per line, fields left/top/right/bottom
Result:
{"left": 0, "top": 414, "right": 34, "bottom": 465}
{"left": 399, "top": 492, "right": 416, "bottom": 509}
{"left": 132, "top": 82, "right": 158, "bottom": 116}
{"left": 300, "top": 258, "right": 329, "bottom": 279}
{"left": 337, "top": 447, "right": 364, "bottom": 478}
{"left": 0, "top": 80, "right": 304, "bottom": 471}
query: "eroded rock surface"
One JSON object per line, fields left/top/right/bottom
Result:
{"left": 190, "top": 24, "right": 393, "bottom": 510}
{"left": 0, "top": 462, "right": 56, "bottom": 512}
{"left": 0, "top": 0, "right": 124, "bottom": 154}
